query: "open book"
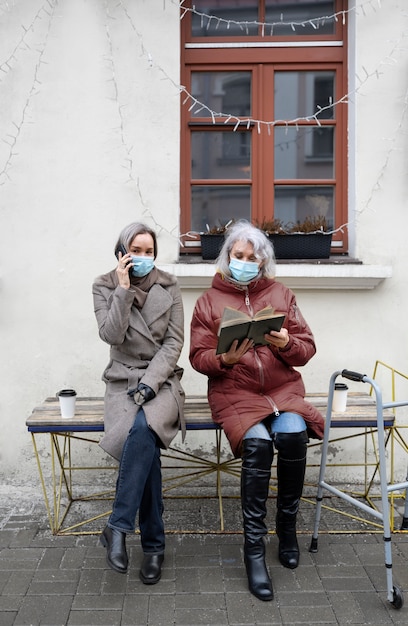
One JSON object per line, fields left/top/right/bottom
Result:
{"left": 216, "top": 306, "right": 286, "bottom": 355}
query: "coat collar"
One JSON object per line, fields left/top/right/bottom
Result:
{"left": 94, "top": 267, "right": 177, "bottom": 290}
{"left": 212, "top": 271, "right": 275, "bottom": 295}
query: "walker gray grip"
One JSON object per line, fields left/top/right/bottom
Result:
{"left": 341, "top": 369, "right": 366, "bottom": 382}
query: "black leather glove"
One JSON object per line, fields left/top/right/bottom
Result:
{"left": 128, "top": 383, "right": 156, "bottom": 406}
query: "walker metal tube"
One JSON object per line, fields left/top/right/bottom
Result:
{"left": 309, "top": 369, "right": 405, "bottom": 608}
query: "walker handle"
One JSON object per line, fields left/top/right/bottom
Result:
{"left": 341, "top": 369, "right": 366, "bottom": 382}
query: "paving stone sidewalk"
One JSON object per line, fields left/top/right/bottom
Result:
{"left": 1, "top": 487, "right": 408, "bottom": 626}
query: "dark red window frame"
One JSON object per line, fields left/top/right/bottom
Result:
{"left": 180, "top": 1, "right": 348, "bottom": 256}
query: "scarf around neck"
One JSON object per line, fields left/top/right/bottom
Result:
{"left": 130, "top": 266, "right": 159, "bottom": 309}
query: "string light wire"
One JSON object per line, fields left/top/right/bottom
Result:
{"left": 0, "top": 0, "right": 407, "bottom": 245}
{"left": 0, "top": 0, "right": 56, "bottom": 187}
{"left": 178, "top": 0, "right": 383, "bottom": 35}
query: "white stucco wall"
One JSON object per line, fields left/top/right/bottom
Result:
{"left": 1, "top": 0, "right": 408, "bottom": 491}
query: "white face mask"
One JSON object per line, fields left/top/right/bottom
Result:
{"left": 131, "top": 256, "right": 155, "bottom": 277}
{"left": 228, "top": 257, "right": 260, "bottom": 282}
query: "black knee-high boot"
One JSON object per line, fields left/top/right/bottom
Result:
{"left": 241, "top": 438, "right": 274, "bottom": 601}
{"left": 274, "top": 431, "right": 308, "bottom": 569}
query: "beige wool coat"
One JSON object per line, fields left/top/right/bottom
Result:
{"left": 92, "top": 268, "right": 185, "bottom": 461}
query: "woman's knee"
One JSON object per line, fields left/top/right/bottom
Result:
{"left": 243, "top": 422, "right": 272, "bottom": 441}
{"left": 273, "top": 431, "right": 308, "bottom": 459}
{"left": 129, "top": 408, "right": 151, "bottom": 437}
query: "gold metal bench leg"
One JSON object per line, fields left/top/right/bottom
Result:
{"left": 216, "top": 429, "right": 224, "bottom": 531}
{"left": 52, "top": 434, "right": 72, "bottom": 532}
{"left": 31, "top": 433, "right": 56, "bottom": 533}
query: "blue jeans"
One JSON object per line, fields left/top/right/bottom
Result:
{"left": 243, "top": 412, "right": 307, "bottom": 440}
{"left": 108, "top": 407, "right": 165, "bottom": 554}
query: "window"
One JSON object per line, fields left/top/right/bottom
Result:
{"left": 180, "top": 1, "right": 348, "bottom": 255}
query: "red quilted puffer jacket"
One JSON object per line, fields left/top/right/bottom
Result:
{"left": 189, "top": 272, "right": 324, "bottom": 458}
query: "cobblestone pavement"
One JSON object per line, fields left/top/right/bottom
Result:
{"left": 1, "top": 485, "right": 408, "bottom": 625}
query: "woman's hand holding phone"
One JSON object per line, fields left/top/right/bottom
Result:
{"left": 115, "top": 244, "right": 133, "bottom": 289}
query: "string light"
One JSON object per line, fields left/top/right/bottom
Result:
{"left": 179, "top": 0, "right": 383, "bottom": 36}
{"left": 130, "top": 1, "right": 408, "bottom": 242}
{"left": 0, "top": 0, "right": 56, "bottom": 187}
{"left": 0, "top": 0, "right": 406, "bottom": 246}
{"left": 176, "top": 1, "right": 407, "bottom": 131}
{"left": 104, "top": 1, "right": 136, "bottom": 188}
{"left": 109, "top": 0, "right": 183, "bottom": 242}
{"left": 356, "top": 61, "right": 408, "bottom": 219}
{"left": 0, "top": 0, "right": 55, "bottom": 80}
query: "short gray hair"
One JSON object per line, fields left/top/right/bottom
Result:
{"left": 115, "top": 222, "right": 158, "bottom": 258}
{"left": 216, "top": 220, "right": 276, "bottom": 278}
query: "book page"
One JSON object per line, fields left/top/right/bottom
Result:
{"left": 252, "top": 306, "right": 277, "bottom": 321}
{"left": 218, "top": 307, "right": 251, "bottom": 329}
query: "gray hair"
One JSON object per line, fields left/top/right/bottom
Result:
{"left": 216, "top": 220, "right": 276, "bottom": 278}
{"left": 115, "top": 222, "right": 158, "bottom": 258}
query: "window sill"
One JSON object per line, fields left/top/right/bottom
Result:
{"left": 158, "top": 259, "right": 392, "bottom": 290}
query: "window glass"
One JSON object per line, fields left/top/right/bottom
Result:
{"left": 191, "top": 72, "right": 251, "bottom": 118}
{"left": 274, "top": 71, "right": 335, "bottom": 120}
{"left": 181, "top": 1, "right": 348, "bottom": 255}
{"left": 274, "top": 186, "right": 334, "bottom": 229}
{"left": 274, "top": 127, "right": 334, "bottom": 179}
{"left": 190, "top": 1, "right": 336, "bottom": 38}
{"left": 191, "top": 0, "right": 259, "bottom": 37}
{"left": 265, "top": 1, "right": 336, "bottom": 36}
{"left": 192, "top": 131, "right": 251, "bottom": 180}
{"left": 191, "top": 186, "right": 251, "bottom": 232}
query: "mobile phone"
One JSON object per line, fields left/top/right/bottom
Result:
{"left": 114, "top": 244, "right": 132, "bottom": 277}
{"left": 115, "top": 243, "right": 127, "bottom": 260}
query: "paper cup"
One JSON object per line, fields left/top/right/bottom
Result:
{"left": 57, "top": 389, "right": 77, "bottom": 418}
{"left": 332, "top": 383, "right": 348, "bottom": 412}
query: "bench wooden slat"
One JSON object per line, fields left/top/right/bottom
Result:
{"left": 26, "top": 392, "right": 395, "bottom": 432}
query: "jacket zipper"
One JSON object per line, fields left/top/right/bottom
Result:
{"left": 244, "top": 289, "right": 253, "bottom": 316}
{"left": 245, "top": 290, "right": 279, "bottom": 417}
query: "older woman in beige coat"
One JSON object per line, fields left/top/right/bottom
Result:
{"left": 92, "top": 222, "right": 185, "bottom": 585}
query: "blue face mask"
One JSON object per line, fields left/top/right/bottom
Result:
{"left": 229, "top": 257, "right": 260, "bottom": 283}
{"left": 131, "top": 256, "right": 155, "bottom": 277}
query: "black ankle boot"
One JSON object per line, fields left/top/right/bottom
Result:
{"left": 100, "top": 525, "right": 128, "bottom": 573}
{"left": 139, "top": 553, "right": 164, "bottom": 585}
{"left": 241, "top": 438, "right": 274, "bottom": 601}
{"left": 274, "top": 431, "right": 308, "bottom": 570}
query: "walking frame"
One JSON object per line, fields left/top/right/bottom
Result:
{"left": 309, "top": 368, "right": 407, "bottom": 610}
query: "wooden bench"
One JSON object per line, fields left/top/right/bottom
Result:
{"left": 26, "top": 393, "right": 396, "bottom": 535}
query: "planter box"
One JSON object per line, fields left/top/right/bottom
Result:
{"left": 267, "top": 233, "right": 332, "bottom": 260}
{"left": 200, "top": 233, "right": 225, "bottom": 260}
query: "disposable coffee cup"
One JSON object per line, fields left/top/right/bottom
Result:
{"left": 57, "top": 389, "right": 77, "bottom": 418}
{"left": 332, "top": 383, "right": 348, "bottom": 412}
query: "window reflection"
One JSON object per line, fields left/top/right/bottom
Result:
{"left": 274, "top": 186, "right": 334, "bottom": 229}
{"left": 191, "top": 186, "right": 251, "bottom": 232}
{"left": 192, "top": 131, "right": 251, "bottom": 180}
{"left": 190, "top": 1, "right": 336, "bottom": 37}
{"left": 191, "top": 0, "right": 259, "bottom": 37}
{"left": 274, "top": 127, "right": 334, "bottom": 179}
{"left": 275, "top": 72, "right": 335, "bottom": 120}
{"left": 265, "top": 1, "right": 335, "bottom": 36}
{"left": 191, "top": 72, "right": 251, "bottom": 118}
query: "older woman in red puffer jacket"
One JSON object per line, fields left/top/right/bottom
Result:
{"left": 190, "top": 221, "right": 324, "bottom": 602}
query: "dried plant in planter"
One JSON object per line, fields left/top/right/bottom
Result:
{"left": 259, "top": 215, "right": 329, "bottom": 235}
{"left": 286, "top": 215, "right": 329, "bottom": 234}
{"left": 200, "top": 220, "right": 235, "bottom": 260}
{"left": 260, "top": 215, "right": 332, "bottom": 259}
{"left": 204, "top": 219, "right": 234, "bottom": 234}
{"left": 257, "top": 218, "right": 286, "bottom": 235}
